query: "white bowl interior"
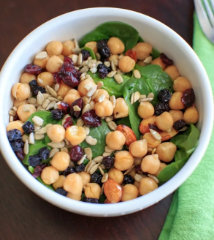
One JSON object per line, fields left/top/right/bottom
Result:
{"left": 0, "top": 8, "right": 213, "bottom": 217}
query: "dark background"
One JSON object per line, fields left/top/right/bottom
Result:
{"left": 0, "top": 1, "right": 193, "bottom": 239}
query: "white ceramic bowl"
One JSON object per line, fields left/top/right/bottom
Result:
{"left": 0, "top": 8, "right": 213, "bottom": 217}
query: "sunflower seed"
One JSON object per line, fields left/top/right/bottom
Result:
{"left": 22, "top": 134, "right": 28, "bottom": 142}
{"left": 124, "top": 166, "right": 135, "bottom": 175}
{"left": 80, "top": 66, "right": 89, "bottom": 73}
{"left": 77, "top": 154, "right": 87, "bottom": 165}
{"left": 24, "top": 140, "right": 29, "bottom": 155}
{"left": 82, "top": 103, "right": 92, "bottom": 114}
{"left": 104, "top": 146, "right": 114, "bottom": 153}
{"left": 35, "top": 133, "right": 45, "bottom": 140}
{"left": 37, "top": 91, "right": 45, "bottom": 105}
{"left": 76, "top": 118, "right": 84, "bottom": 127}
{"left": 9, "top": 116, "right": 14, "bottom": 122}
{"left": 87, "top": 85, "right": 97, "bottom": 97}
{"left": 29, "top": 132, "right": 35, "bottom": 144}
{"left": 105, "top": 116, "right": 113, "bottom": 122}
{"left": 46, "top": 101, "right": 56, "bottom": 110}
{"left": 131, "top": 91, "right": 141, "bottom": 104}
{"left": 9, "top": 110, "right": 16, "bottom": 116}
{"left": 73, "top": 105, "right": 81, "bottom": 111}
{"left": 86, "top": 136, "right": 97, "bottom": 145}
{"left": 107, "top": 70, "right": 116, "bottom": 78}
{"left": 32, "top": 116, "right": 44, "bottom": 126}
{"left": 84, "top": 148, "right": 92, "bottom": 161}
{"left": 148, "top": 174, "right": 159, "bottom": 183}
{"left": 134, "top": 174, "right": 143, "bottom": 182}
{"left": 48, "top": 141, "right": 65, "bottom": 148}
{"left": 61, "top": 147, "right": 68, "bottom": 153}
{"left": 97, "top": 94, "right": 106, "bottom": 103}
{"left": 93, "top": 156, "right": 103, "bottom": 163}
{"left": 101, "top": 173, "right": 108, "bottom": 183}
{"left": 110, "top": 95, "right": 116, "bottom": 107}
{"left": 89, "top": 163, "right": 100, "bottom": 175}
{"left": 84, "top": 127, "right": 90, "bottom": 135}
{"left": 150, "top": 129, "right": 162, "bottom": 141}
{"left": 49, "top": 148, "right": 59, "bottom": 158}
{"left": 85, "top": 160, "right": 95, "bottom": 172}
{"left": 133, "top": 69, "right": 141, "bottom": 79}
{"left": 77, "top": 53, "right": 83, "bottom": 65}
{"left": 99, "top": 166, "right": 105, "bottom": 175}
{"left": 42, "top": 99, "right": 50, "bottom": 109}
{"left": 107, "top": 121, "right": 117, "bottom": 131}
{"left": 114, "top": 73, "right": 123, "bottom": 84}
{"left": 104, "top": 61, "right": 111, "bottom": 67}
{"left": 35, "top": 126, "right": 47, "bottom": 135}
{"left": 28, "top": 97, "right": 37, "bottom": 104}
{"left": 70, "top": 54, "right": 78, "bottom": 65}
{"left": 35, "top": 51, "right": 48, "bottom": 60}
{"left": 46, "top": 85, "right": 57, "bottom": 97}
{"left": 54, "top": 83, "right": 60, "bottom": 92}
{"left": 103, "top": 152, "right": 111, "bottom": 157}
{"left": 144, "top": 56, "right": 152, "bottom": 64}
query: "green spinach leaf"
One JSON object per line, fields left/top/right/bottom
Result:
{"left": 115, "top": 116, "right": 131, "bottom": 127}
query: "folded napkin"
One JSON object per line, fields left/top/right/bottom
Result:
{"left": 159, "top": 15, "right": 214, "bottom": 240}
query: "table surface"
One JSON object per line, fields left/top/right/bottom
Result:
{"left": 0, "top": 1, "right": 194, "bottom": 239}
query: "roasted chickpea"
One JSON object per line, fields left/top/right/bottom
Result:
{"left": 169, "top": 110, "right": 184, "bottom": 122}
{"left": 155, "top": 162, "right": 167, "bottom": 176}
{"left": 67, "top": 192, "right": 82, "bottom": 201}
{"left": 141, "top": 154, "right": 160, "bottom": 174}
{"left": 17, "top": 104, "right": 36, "bottom": 122}
{"left": 47, "top": 124, "right": 65, "bottom": 143}
{"left": 156, "top": 142, "right": 177, "bottom": 162}
{"left": 138, "top": 102, "right": 154, "bottom": 119}
{"left": 46, "top": 56, "right": 63, "bottom": 73}
{"left": 53, "top": 175, "right": 65, "bottom": 189}
{"left": 107, "top": 37, "right": 125, "bottom": 55}
{"left": 63, "top": 89, "right": 80, "bottom": 105}
{"left": 139, "top": 177, "right": 158, "bottom": 195}
{"left": 106, "top": 130, "right": 126, "bottom": 150}
{"left": 92, "top": 89, "right": 109, "bottom": 102}
{"left": 156, "top": 111, "right": 174, "bottom": 131}
{"left": 20, "top": 73, "right": 36, "bottom": 83}
{"left": 95, "top": 99, "right": 113, "bottom": 117}
{"left": 129, "top": 139, "right": 148, "bottom": 158}
{"left": 51, "top": 151, "right": 70, "bottom": 171}
{"left": 57, "top": 82, "right": 71, "bottom": 98}
{"left": 65, "top": 126, "right": 86, "bottom": 145}
{"left": 6, "top": 120, "right": 23, "bottom": 134}
{"left": 11, "top": 83, "right": 30, "bottom": 101}
{"left": 151, "top": 57, "right": 166, "bottom": 69}
{"left": 41, "top": 166, "right": 59, "bottom": 185}
{"left": 114, "top": 98, "right": 129, "bottom": 119}
{"left": 121, "top": 184, "right": 138, "bottom": 201}
{"left": 84, "top": 183, "right": 101, "bottom": 199}
{"left": 62, "top": 40, "right": 75, "bottom": 56}
{"left": 33, "top": 51, "right": 49, "bottom": 68}
{"left": 184, "top": 106, "right": 199, "bottom": 124}
{"left": 143, "top": 132, "right": 161, "bottom": 148}
{"left": 165, "top": 65, "right": 180, "bottom": 80}
{"left": 139, "top": 116, "right": 156, "bottom": 134}
{"left": 173, "top": 76, "right": 192, "bottom": 92}
{"left": 85, "top": 41, "right": 97, "bottom": 53}
{"left": 78, "top": 172, "right": 90, "bottom": 186}
{"left": 132, "top": 42, "right": 152, "bottom": 60}
{"left": 108, "top": 168, "right": 124, "bottom": 184}
{"left": 46, "top": 41, "right": 63, "bottom": 56}
{"left": 63, "top": 173, "right": 83, "bottom": 196}
{"left": 169, "top": 92, "right": 184, "bottom": 110}
{"left": 78, "top": 78, "right": 97, "bottom": 97}
{"left": 114, "top": 151, "right": 134, "bottom": 171}
{"left": 37, "top": 72, "right": 54, "bottom": 87}
{"left": 14, "top": 99, "right": 27, "bottom": 108}
{"left": 118, "top": 56, "right": 135, "bottom": 73}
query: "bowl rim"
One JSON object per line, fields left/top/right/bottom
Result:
{"left": 0, "top": 7, "right": 213, "bottom": 217}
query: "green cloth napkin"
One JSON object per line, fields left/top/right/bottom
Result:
{"left": 159, "top": 15, "right": 214, "bottom": 240}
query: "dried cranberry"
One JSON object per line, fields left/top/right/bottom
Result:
{"left": 81, "top": 49, "right": 90, "bottom": 60}
{"left": 158, "top": 89, "right": 171, "bottom": 103}
{"left": 70, "top": 98, "right": 83, "bottom": 118}
{"left": 29, "top": 154, "right": 42, "bottom": 167}
{"left": 70, "top": 145, "right": 84, "bottom": 162}
{"left": 15, "top": 150, "right": 24, "bottom": 161}
{"left": 181, "top": 88, "right": 195, "bottom": 108}
{"left": 173, "top": 119, "right": 186, "bottom": 131}
{"left": 22, "top": 121, "right": 35, "bottom": 134}
{"left": 83, "top": 197, "right": 99, "bottom": 203}
{"left": 58, "top": 102, "right": 70, "bottom": 113}
{"left": 51, "top": 109, "right": 64, "bottom": 120}
{"left": 91, "top": 172, "right": 102, "bottom": 185}
{"left": 160, "top": 53, "right": 173, "bottom": 67}
{"left": 29, "top": 80, "right": 46, "bottom": 96}
{"left": 154, "top": 102, "right": 170, "bottom": 116}
{"left": 32, "top": 164, "right": 46, "bottom": 178}
{"left": 97, "top": 64, "right": 111, "bottom": 79}
{"left": 62, "top": 167, "right": 76, "bottom": 176}
{"left": 63, "top": 117, "right": 73, "bottom": 129}
{"left": 149, "top": 124, "right": 160, "bottom": 132}
{"left": 24, "top": 64, "right": 42, "bottom": 75}
{"left": 97, "top": 40, "right": 110, "bottom": 60}
{"left": 55, "top": 188, "right": 67, "bottom": 196}
{"left": 81, "top": 110, "right": 101, "bottom": 127}
{"left": 10, "top": 139, "right": 24, "bottom": 152}
{"left": 102, "top": 156, "right": 114, "bottom": 169}
{"left": 123, "top": 175, "right": 135, "bottom": 184}
{"left": 7, "top": 129, "right": 22, "bottom": 142}
{"left": 75, "top": 163, "right": 85, "bottom": 172}
{"left": 38, "top": 147, "right": 50, "bottom": 160}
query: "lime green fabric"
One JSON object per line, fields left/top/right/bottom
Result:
{"left": 159, "top": 15, "right": 214, "bottom": 240}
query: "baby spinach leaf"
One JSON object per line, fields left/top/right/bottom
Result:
{"left": 151, "top": 48, "right": 160, "bottom": 59}
{"left": 80, "top": 120, "right": 111, "bottom": 158}
{"left": 115, "top": 116, "right": 131, "bottom": 128}
{"left": 37, "top": 177, "right": 54, "bottom": 190}
{"left": 82, "top": 46, "right": 96, "bottom": 59}
{"left": 79, "top": 21, "right": 140, "bottom": 51}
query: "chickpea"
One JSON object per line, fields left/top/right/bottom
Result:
{"left": 154, "top": 162, "right": 167, "bottom": 176}
{"left": 132, "top": 42, "right": 152, "bottom": 60}
{"left": 139, "top": 116, "right": 156, "bottom": 134}
{"left": 20, "top": 73, "right": 36, "bottom": 83}
{"left": 67, "top": 192, "right": 81, "bottom": 201}
{"left": 104, "top": 179, "right": 122, "bottom": 203}
{"left": 129, "top": 139, "right": 148, "bottom": 158}
{"left": 47, "top": 124, "right": 65, "bottom": 143}
{"left": 11, "top": 83, "right": 30, "bottom": 101}
{"left": 46, "top": 41, "right": 63, "bottom": 56}
{"left": 13, "top": 99, "right": 27, "bottom": 108}
{"left": 84, "top": 183, "right": 101, "bottom": 199}
{"left": 151, "top": 57, "right": 166, "bottom": 69}
{"left": 53, "top": 175, "right": 65, "bottom": 189}
{"left": 106, "top": 130, "right": 126, "bottom": 150}
{"left": 184, "top": 106, "right": 199, "bottom": 124}
{"left": 143, "top": 132, "right": 161, "bottom": 148}
{"left": 34, "top": 54, "right": 49, "bottom": 68}
{"left": 165, "top": 65, "right": 180, "bottom": 80}
{"left": 141, "top": 154, "right": 160, "bottom": 174}
{"left": 169, "top": 110, "right": 183, "bottom": 122}
{"left": 37, "top": 72, "right": 54, "bottom": 87}
{"left": 65, "top": 126, "right": 86, "bottom": 145}
{"left": 46, "top": 56, "right": 63, "bottom": 73}
{"left": 51, "top": 151, "right": 70, "bottom": 171}
{"left": 78, "top": 78, "right": 97, "bottom": 97}
{"left": 156, "top": 142, "right": 177, "bottom": 162}
{"left": 17, "top": 104, "right": 36, "bottom": 122}
{"left": 114, "top": 98, "right": 129, "bottom": 119}
{"left": 114, "top": 150, "right": 134, "bottom": 171}
{"left": 108, "top": 168, "right": 124, "bottom": 184}
{"left": 63, "top": 173, "right": 83, "bottom": 196}
{"left": 139, "top": 177, "right": 158, "bottom": 195}
{"left": 92, "top": 89, "right": 109, "bottom": 102}
{"left": 57, "top": 82, "right": 71, "bottom": 98}
{"left": 156, "top": 111, "right": 174, "bottom": 131}
{"left": 62, "top": 40, "right": 75, "bottom": 56}
{"left": 118, "top": 56, "right": 135, "bottom": 73}
{"left": 41, "top": 166, "right": 59, "bottom": 185}
{"left": 78, "top": 172, "right": 90, "bottom": 186}
{"left": 169, "top": 92, "right": 184, "bottom": 110}
{"left": 173, "top": 76, "right": 192, "bottom": 92}
{"left": 95, "top": 99, "right": 113, "bottom": 117}
{"left": 63, "top": 89, "right": 80, "bottom": 105}
{"left": 85, "top": 41, "right": 97, "bottom": 53}
{"left": 7, "top": 120, "right": 24, "bottom": 134}
{"left": 121, "top": 184, "right": 138, "bottom": 201}
{"left": 138, "top": 102, "right": 154, "bottom": 119}
{"left": 107, "top": 37, "right": 125, "bottom": 55}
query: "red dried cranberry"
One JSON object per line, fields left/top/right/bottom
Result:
{"left": 24, "top": 64, "right": 42, "bottom": 75}
{"left": 63, "top": 117, "right": 73, "bottom": 129}
{"left": 97, "top": 40, "right": 110, "bottom": 60}
{"left": 160, "top": 53, "right": 173, "bottom": 67}
{"left": 125, "top": 49, "right": 137, "bottom": 62}
{"left": 32, "top": 164, "right": 46, "bottom": 178}
{"left": 181, "top": 88, "right": 195, "bottom": 108}
{"left": 58, "top": 102, "right": 70, "bottom": 113}
{"left": 173, "top": 119, "right": 186, "bottom": 131}
{"left": 70, "top": 145, "right": 84, "bottom": 162}
{"left": 70, "top": 98, "right": 83, "bottom": 118}
{"left": 81, "top": 110, "right": 101, "bottom": 127}
{"left": 102, "top": 156, "right": 114, "bottom": 169}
